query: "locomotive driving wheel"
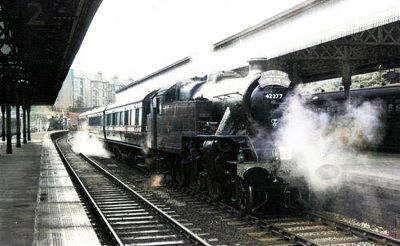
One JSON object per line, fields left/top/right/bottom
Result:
{"left": 190, "top": 173, "right": 205, "bottom": 193}
{"left": 189, "top": 160, "right": 205, "bottom": 193}
{"left": 237, "top": 179, "right": 254, "bottom": 214}
{"left": 207, "top": 176, "right": 221, "bottom": 201}
{"left": 175, "top": 163, "right": 186, "bottom": 187}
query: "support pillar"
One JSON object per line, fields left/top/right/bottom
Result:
{"left": 16, "top": 105, "right": 21, "bottom": 147}
{"left": 1, "top": 105, "right": 5, "bottom": 141}
{"left": 289, "top": 63, "right": 301, "bottom": 88}
{"left": 22, "top": 105, "right": 27, "bottom": 144}
{"left": 342, "top": 62, "right": 352, "bottom": 100}
{"left": 6, "top": 104, "right": 12, "bottom": 154}
{"left": 27, "top": 105, "right": 31, "bottom": 141}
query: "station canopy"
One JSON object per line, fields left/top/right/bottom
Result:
{"left": 0, "top": 0, "right": 101, "bottom": 105}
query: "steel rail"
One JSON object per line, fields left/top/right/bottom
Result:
{"left": 54, "top": 138, "right": 124, "bottom": 246}
{"left": 308, "top": 211, "right": 400, "bottom": 246}
{"left": 80, "top": 153, "right": 211, "bottom": 246}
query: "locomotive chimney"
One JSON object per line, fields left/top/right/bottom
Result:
{"left": 247, "top": 58, "right": 268, "bottom": 76}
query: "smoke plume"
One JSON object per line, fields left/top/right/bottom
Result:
{"left": 70, "top": 131, "right": 111, "bottom": 158}
{"left": 275, "top": 93, "right": 384, "bottom": 190}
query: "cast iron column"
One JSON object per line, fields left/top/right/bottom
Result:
{"left": 16, "top": 105, "right": 21, "bottom": 147}
{"left": 22, "top": 105, "right": 27, "bottom": 144}
{"left": 1, "top": 105, "right": 5, "bottom": 141}
{"left": 27, "top": 105, "right": 31, "bottom": 141}
{"left": 6, "top": 104, "right": 12, "bottom": 154}
{"left": 342, "top": 62, "right": 352, "bottom": 100}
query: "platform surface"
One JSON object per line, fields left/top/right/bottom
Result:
{"left": 341, "top": 151, "right": 400, "bottom": 190}
{"left": 0, "top": 132, "right": 100, "bottom": 246}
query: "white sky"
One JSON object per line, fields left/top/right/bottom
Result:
{"left": 71, "top": 0, "right": 304, "bottom": 80}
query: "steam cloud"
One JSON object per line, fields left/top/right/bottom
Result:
{"left": 275, "top": 93, "right": 384, "bottom": 190}
{"left": 70, "top": 131, "right": 111, "bottom": 158}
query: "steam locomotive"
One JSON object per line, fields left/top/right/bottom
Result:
{"left": 79, "top": 58, "right": 304, "bottom": 213}
{"left": 79, "top": 57, "right": 400, "bottom": 212}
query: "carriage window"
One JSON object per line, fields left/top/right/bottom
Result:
{"left": 112, "top": 113, "right": 117, "bottom": 125}
{"left": 396, "top": 104, "right": 400, "bottom": 113}
{"left": 124, "top": 110, "right": 129, "bottom": 125}
{"left": 89, "top": 116, "right": 101, "bottom": 126}
{"left": 156, "top": 97, "right": 161, "bottom": 114}
{"left": 388, "top": 104, "right": 394, "bottom": 113}
{"left": 135, "top": 108, "right": 140, "bottom": 126}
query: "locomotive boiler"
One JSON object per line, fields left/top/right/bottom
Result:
{"left": 79, "top": 58, "right": 301, "bottom": 213}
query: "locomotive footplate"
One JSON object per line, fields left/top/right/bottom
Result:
{"left": 226, "top": 160, "right": 277, "bottom": 179}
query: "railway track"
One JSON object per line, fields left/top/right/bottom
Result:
{"left": 53, "top": 135, "right": 211, "bottom": 246}
{"left": 88, "top": 154, "right": 400, "bottom": 246}
{"left": 60, "top": 133, "right": 400, "bottom": 246}
{"left": 92, "top": 158, "right": 400, "bottom": 245}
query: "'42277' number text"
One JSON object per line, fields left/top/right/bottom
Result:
{"left": 265, "top": 93, "right": 283, "bottom": 99}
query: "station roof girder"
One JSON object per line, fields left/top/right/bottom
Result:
{"left": 271, "top": 20, "right": 400, "bottom": 83}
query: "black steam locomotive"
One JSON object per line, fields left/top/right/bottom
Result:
{"left": 80, "top": 58, "right": 301, "bottom": 212}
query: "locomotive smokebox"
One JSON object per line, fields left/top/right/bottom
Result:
{"left": 246, "top": 68, "right": 291, "bottom": 128}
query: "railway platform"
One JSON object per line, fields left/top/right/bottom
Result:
{"left": 343, "top": 151, "right": 400, "bottom": 191}
{"left": 0, "top": 132, "right": 100, "bottom": 246}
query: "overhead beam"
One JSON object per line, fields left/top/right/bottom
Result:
{"left": 213, "top": 0, "right": 327, "bottom": 50}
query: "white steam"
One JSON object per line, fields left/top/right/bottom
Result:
{"left": 275, "top": 93, "right": 384, "bottom": 190}
{"left": 70, "top": 131, "right": 111, "bottom": 158}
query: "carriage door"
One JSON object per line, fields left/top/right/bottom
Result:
{"left": 147, "top": 96, "right": 160, "bottom": 149}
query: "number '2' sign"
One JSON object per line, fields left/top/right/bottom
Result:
{"left": 27, "top": 2, "right": 44, "bottom": 26}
